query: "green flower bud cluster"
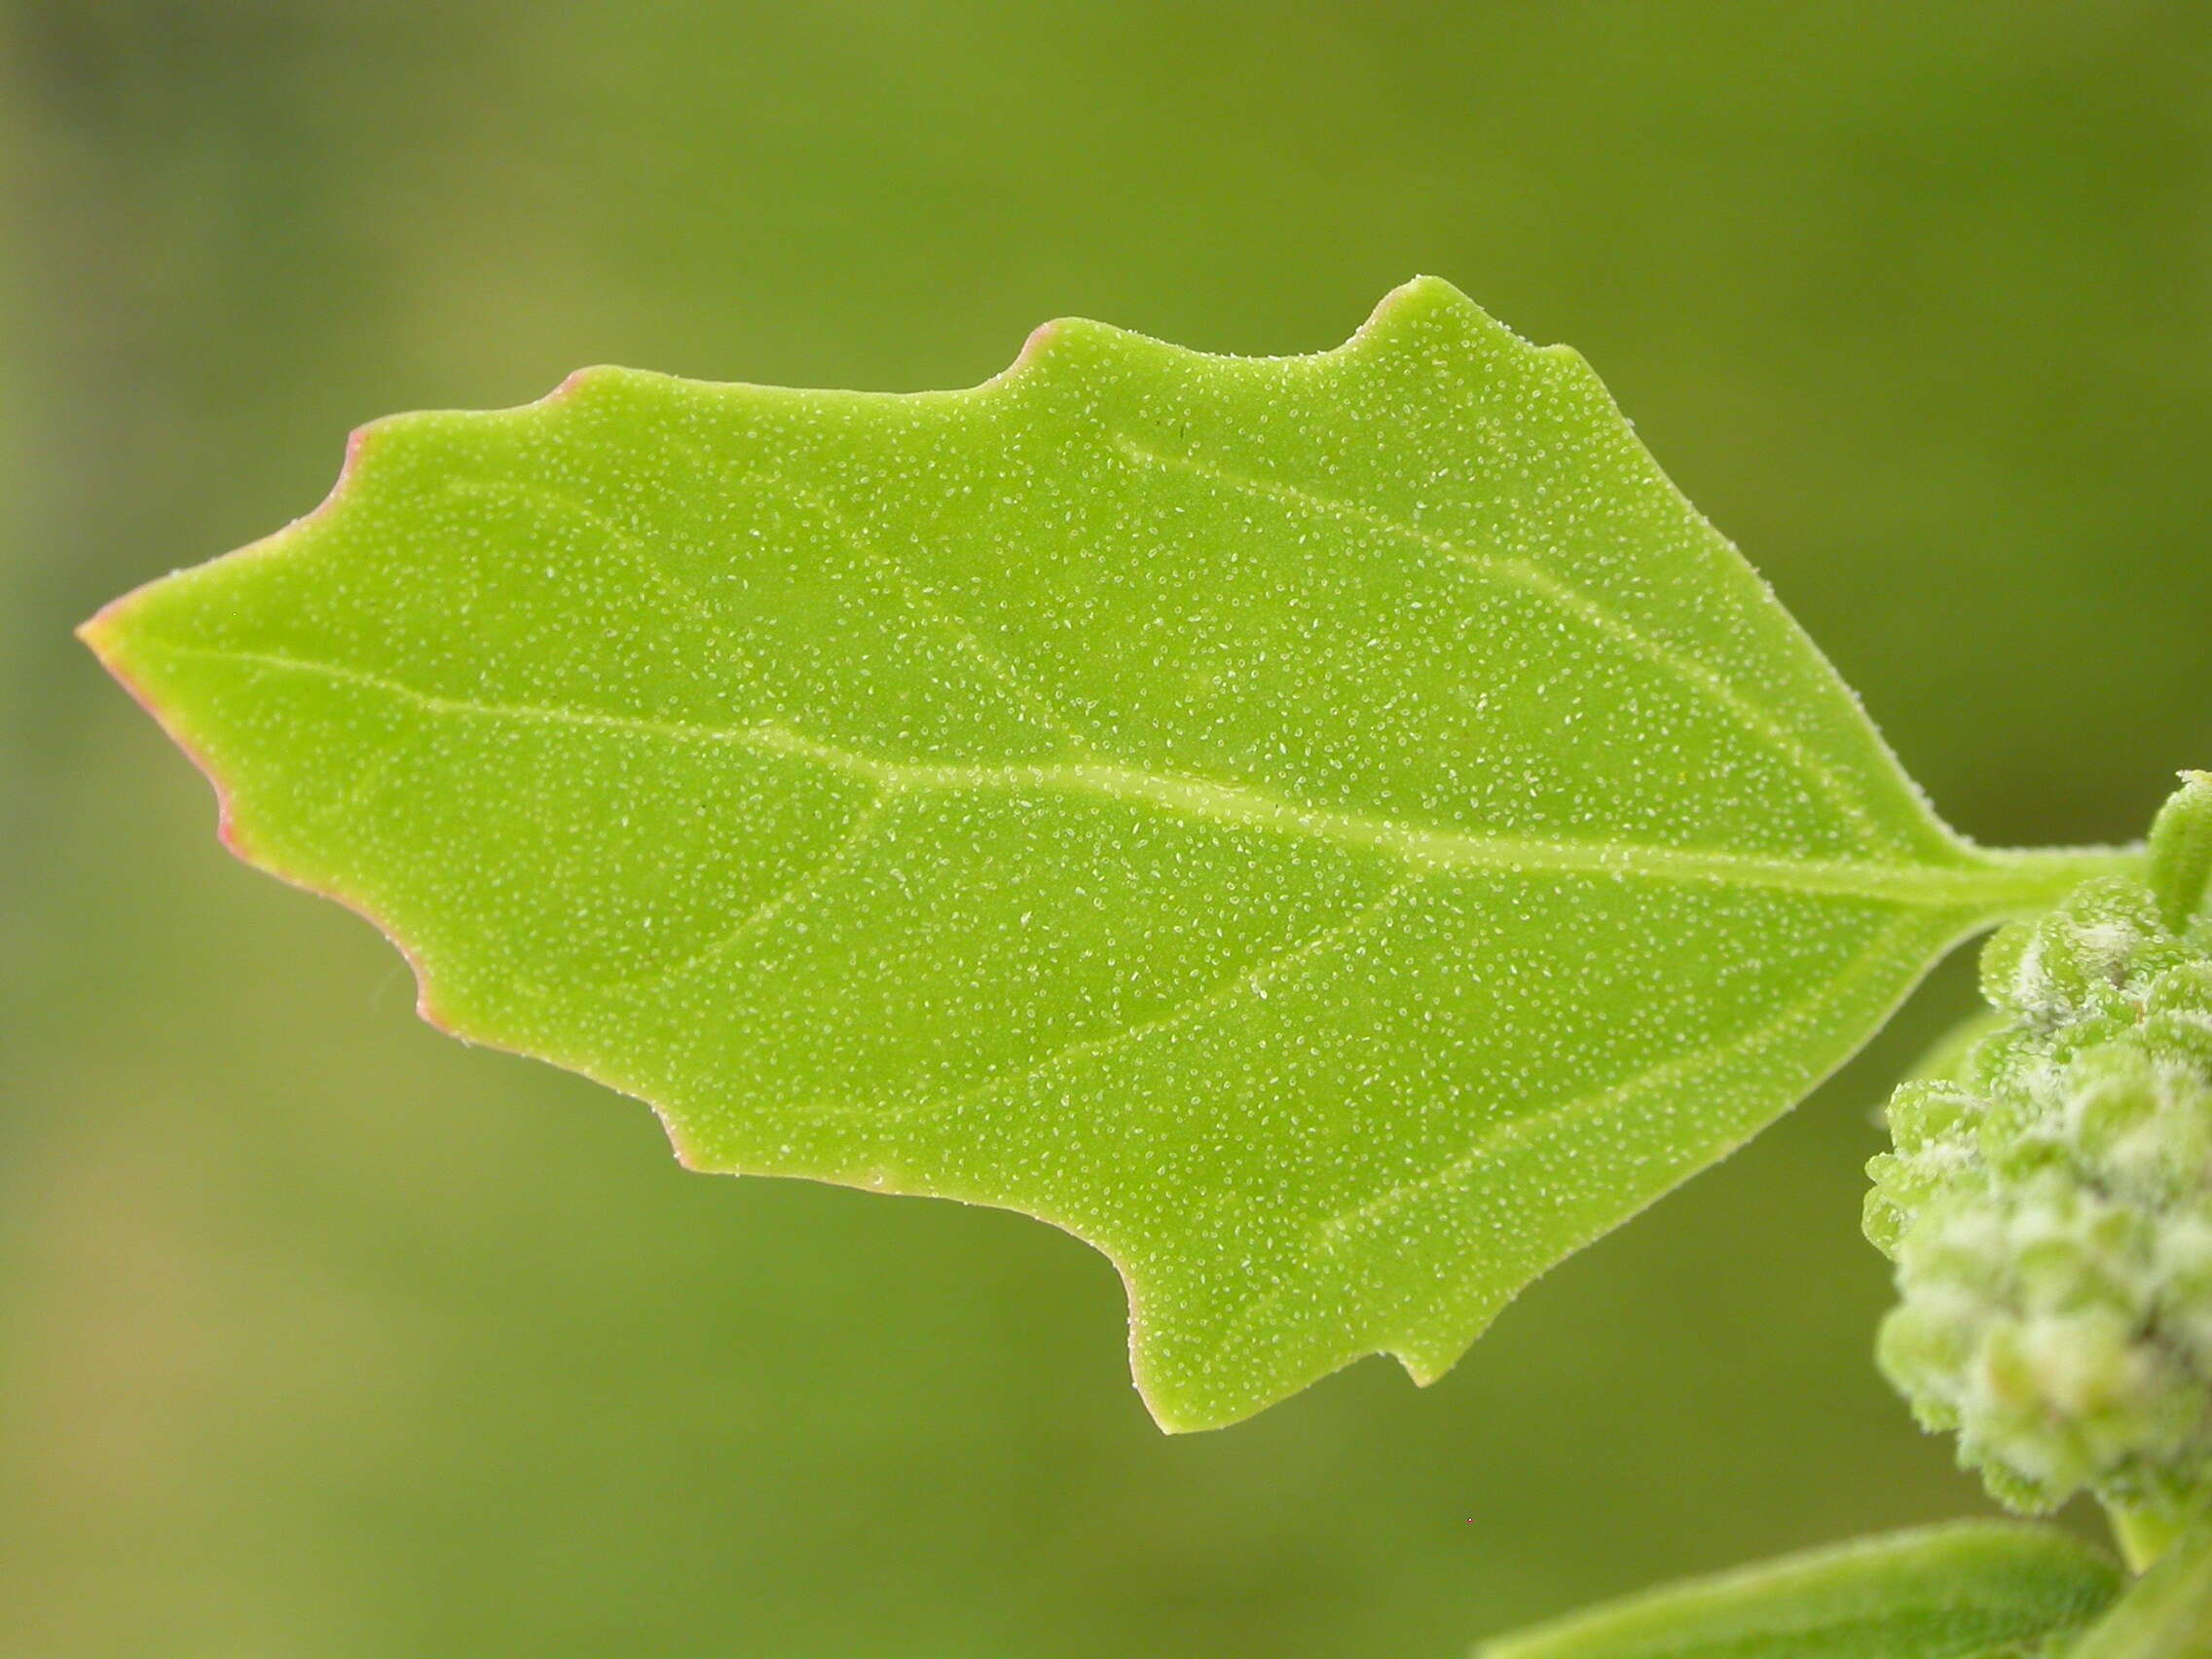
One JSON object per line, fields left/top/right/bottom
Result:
{"left": 1867, "top": 776, "right": 2212, "bottom": 1526}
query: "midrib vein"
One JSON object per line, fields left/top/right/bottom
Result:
{"left": 166, "top": 642, "right": 2101, "bottom": 910}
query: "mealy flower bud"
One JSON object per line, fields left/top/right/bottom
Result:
{"left": 1867, "top": 777, "right": 2212, "bottom": 1529}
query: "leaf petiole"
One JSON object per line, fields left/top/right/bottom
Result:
{"left": 1961, "top": 843, "right": 2147, "bottom": 918}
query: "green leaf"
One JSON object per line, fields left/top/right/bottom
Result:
{"left": 2149, "top": 770, "right": 2212, "bottom": 934}
{"left": 2069, "top": 1504, "right": 2212, "bottom": 1658}
{"left": 81, "top": 277, "right": 2129, "bottom": 1428}
{"left": 1473, "top": 1523, "right": 2122, "bottom": 1659}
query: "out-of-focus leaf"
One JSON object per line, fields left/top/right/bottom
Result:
{"left": 1475, "top": 1523, "right": 2123, "bottom": 1659}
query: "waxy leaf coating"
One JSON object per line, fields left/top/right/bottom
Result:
{"left": 84, "top": 278, "right": 2128, "bottom": 1428}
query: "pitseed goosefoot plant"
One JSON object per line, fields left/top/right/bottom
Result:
{"left": 83, "top": 276, "right": 2212, "bottom": 1654}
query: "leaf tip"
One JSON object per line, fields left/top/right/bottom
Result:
{"left": 1365, "top": 272, "right": 1477, "bottom": 330}
{"left": 77, "top": 588, "right": 175, "bottom": 748}
{"left": 982, "top": 317, "right": 1093, "bottom": 388}
{"left": 1353, "top": 274, "right": 1539, "bottom": 364}
{"left": 75, "top": 595, "right": 127, "bottom": 663}
{"left": 303, "top": 419, "right": 382, "bottom": 527}
{"left": 655, "top": 1114, "right": 721, "bottom": 1175}
{"left": 539, "top": 364, "right": 628, "bottom": 408}
{"left": 1395, "top": 1350, "right": 1447, "bottom": 1388}
{"left": 1127, "top": 1374, "right": 1216, "bottom": 1437}
{"left": 1378, "top": 271, "right": 1464, "bottom": 308}
{"left": 1014, "top": 318, "right": 1062, "bottom": 369}
{"left": 78, "top": 575, "right": 470, "bottom": 1040}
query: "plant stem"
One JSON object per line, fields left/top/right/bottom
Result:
{"left": 2073, "top": 1505, "right": 2212, "bottom": 1658}
{"left": 1973, "top": 843, "right": 2147, "bottom": 919}
{"left": 2111, "top": 1506, "right": 2186, "bottom": 1576}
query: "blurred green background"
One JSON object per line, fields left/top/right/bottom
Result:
{"left": 6, "top": 2, "right": 2210, "bottom": 1654}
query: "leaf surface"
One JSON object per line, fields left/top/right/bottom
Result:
{"left": 1474, "top": 1523, "right": 2122, "bottom": 1659}
{"left": 83, "top": 277, "right": 2124, "bottom": 1427}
